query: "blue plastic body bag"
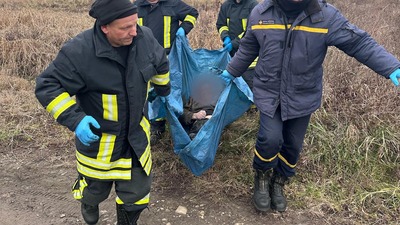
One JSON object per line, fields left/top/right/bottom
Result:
{"left": 149, "top": 35, "right": 253, "bottom": 176}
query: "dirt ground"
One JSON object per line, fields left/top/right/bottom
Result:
{"left": 0, "top": 143, "right": 330, "bottom": 225}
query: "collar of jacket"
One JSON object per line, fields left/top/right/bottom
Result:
{"left": 136, "top": 0, "right": 167, "bottom": 7}
{"left": 93, "top": 21, "right": 144, "bottom": 64}
{"left": 258, "top": 0, "right": 324, "bottom": 23}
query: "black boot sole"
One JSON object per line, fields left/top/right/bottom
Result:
{"left": 271, "top": 204, "right": 286, "bottom": 212}
{"left": 252, "top": 199, "right": 272, "bottom": 212}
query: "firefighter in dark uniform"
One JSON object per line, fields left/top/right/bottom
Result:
{"left": 135, "top": 0, "right": 199, "bottom": 144}
{"left": 216, "top": 0, "right": 258, "bottom": 92}
{"left": 220, "top": 0, "right": 400, "bottom": 213}
{"left": 35, "top": 0, "right": 170, "bottom": 224}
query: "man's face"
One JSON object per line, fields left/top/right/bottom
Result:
{"left": 147, "top": 0, "right": 159, "bottom": 3}
{"left": 101, "top": 14, "right": 138, "bottom": 47}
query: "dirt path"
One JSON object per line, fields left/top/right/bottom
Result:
{"left": 0, "top": 148, "right": 325, "bottom": 225}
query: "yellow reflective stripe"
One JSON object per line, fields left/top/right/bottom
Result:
{"left": 219, "top": 26, "right": 229, "bottom": 35}
{"left": 143, "top": 153, "right": 152, "bottom": 176}
{"left": 140, "top": 116, "right": 150, "bottom": 141}
{"left": 139, "top": 117, "right": 152, "bottom": 175}
{"left": 102, "top": 94, "right": 118, "bottom": 122}
{"left": 151, "top": 72, "right": 170, "bottom": 85}
{"left": 238, "top": 31, "right": 245, "bottom": 39}
{"left": 97, "top": 133, "right": 116, "bottom": 162}
{"left": 73, "top": 191, "right": 82, "bottom": 200}
{"left": 252, "top": 24, "right": 287, "bottom": 30}
{"left": 143, "top": 116, "right": 151, "bottom": 141}
{"left": 163, "top": 16, "right": 171, "bottom": 49}
{"left": 249, "top": 57, "right": 258, "bottom": 69}
{"left": 72, "top": 177, "right": 88, "bottom": 200}
{"left": 184, "top": 14, "right": 196, "bottom": 26}
{"left": 138, "top": 18, "right": 143, "bottom": 26}
{"left": 77, "top": 162, "right": 131, "bottom": 180}
{"left": 116, "top": 196, "right": 124, "bottom": 204}
{"left": 278, "top": 153, "right": 297, "bottom": 168}
{"left": 139, "top": 135, "right": 151, "bottom": 167}
{"left": 252, "top": 24, "right": 328, "bottom": 34}
{"left": 292, "top": 25, "right": 328, "bottom": 34}
{"left": 135, "top": 193, "right": 150, "bottom": 205}
{"left": 242, "top": 18, "right": 247, "bottom": 31}
{"left": 46, "top": 92, "right": 76, "bottom": 119}
{"left": 76, "top": 151, "right": 131, "bottom": 170}
{"left": 115, "top": 193, "right": 150, "bottom": 205}
{"left": 254, "top": 148, "right": 278, "bottom": 162}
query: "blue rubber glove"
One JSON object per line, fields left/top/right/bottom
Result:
{"left": 176, "top": 27, "right": 185, "bottom": 37}
{"left": 220, "top": 70, "right": 235, "bottom": 84}
{"left": 224, "top": 43, "right": 233, "bottom": 52}
{"left": 75, "top": 116, "right": 100, "bottom": 146}
{"left": 389, "top": 68, "right": 400, "bottom": 86}
{"left": 223, "top": 37, "right": 231, "bottom": 46}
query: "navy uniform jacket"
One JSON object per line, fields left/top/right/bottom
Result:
{"left": 227, "top": 0, "right": 400, "bottom": 120}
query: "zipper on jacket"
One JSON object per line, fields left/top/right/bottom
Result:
{"left": 282, "top": 13, "right": 291, "bottom": 49}
{"left": 119, "top": 65, "right": 130, "bottom": 135}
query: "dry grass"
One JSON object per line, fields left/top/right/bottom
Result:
{"left": 1, "top": 0, "right": 399, "bottom": 224}
{"left": 0, "top": 5, "right": 92, "bottom": 78}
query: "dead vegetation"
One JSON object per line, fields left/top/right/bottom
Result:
{"left": 0, "top": 0, "right": 399, "bottom": 224}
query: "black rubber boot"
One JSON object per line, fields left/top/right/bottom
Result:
{"left": 81, "top": 203, "right": 99, "bottom": 225}
{"left": 270, "top": 172, "right": 288, "bottom": 212}
{"left": 116, "top": 203, "right": 144, "bottom": 225}
{"left": 252, "top": 169, "right": 273, "bottom": 212}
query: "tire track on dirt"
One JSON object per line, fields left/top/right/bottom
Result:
{"left": 0, "top": 156, "right": 85, "bottom": 224}
{"left": 1, "top": 158, "right": 121, "bottom": 224}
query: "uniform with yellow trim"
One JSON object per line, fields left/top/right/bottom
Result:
{"left": 135, "top": 0, "right": 198, "bottom": 145}
{"left": 224, "top": 0, "right": 400, "bottom": 212}
{"left": 135, "top": 0, "right": 199, "bottom": 55}
{"left": 35, "top": 6, "right": 170, "bottom": 223}
{"left": 216, "top": 0, "right": 258, "bottom": 91}
{"left": 216, "top": 0, "right": 259, "bottom": 56}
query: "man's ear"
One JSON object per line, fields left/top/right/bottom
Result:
{"left": 100, "top": 25, "right": 108, "bottom": 34}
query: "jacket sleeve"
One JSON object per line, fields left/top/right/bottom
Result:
{"left": 227, "top": 14, "right": 260, "bottom": 77}
{"left": 148, "top": 30, "right": 171, "bottom": 97}
{"left": 176, "top": 0, "right": 199, "bottom": 35}
{"left": 216, "top": 3, "right": 230, "bottom": 42}
{"left": 231, "top": 36, "right": 241, "bottom": 52}
{"left": 326, "top": 8, "right": 400, "bottom": 78}
{"left": 178, "top": 97, "right": 194, "bottom": 126}
{"left": 35, "top": 48, "right": 86, "bottom": 131}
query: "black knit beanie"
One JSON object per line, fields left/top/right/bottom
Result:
{"left": 89, "top": 0, "right": 137, "bottom": 26}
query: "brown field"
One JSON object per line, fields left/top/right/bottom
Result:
{"left": 0, "top": 0, "right": 399, "bottom": 224}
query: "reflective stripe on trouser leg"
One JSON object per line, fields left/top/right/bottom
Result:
{"left": 72, "top": 175, "right": 113, "bottom": 206}
{"left": 115, "top": 194, "right": 150, "bottom": 212}
{"left": 72, "top": 175, "right": 88, "bottom": 200}
{"left": 115, "top": 167, "right": 153, "bottom": 211}
{"left": 275, "top": 113, "right": 311, "bottom": 177}
{"left": 253, "top": 109, "right": 284, "bottom": 171}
